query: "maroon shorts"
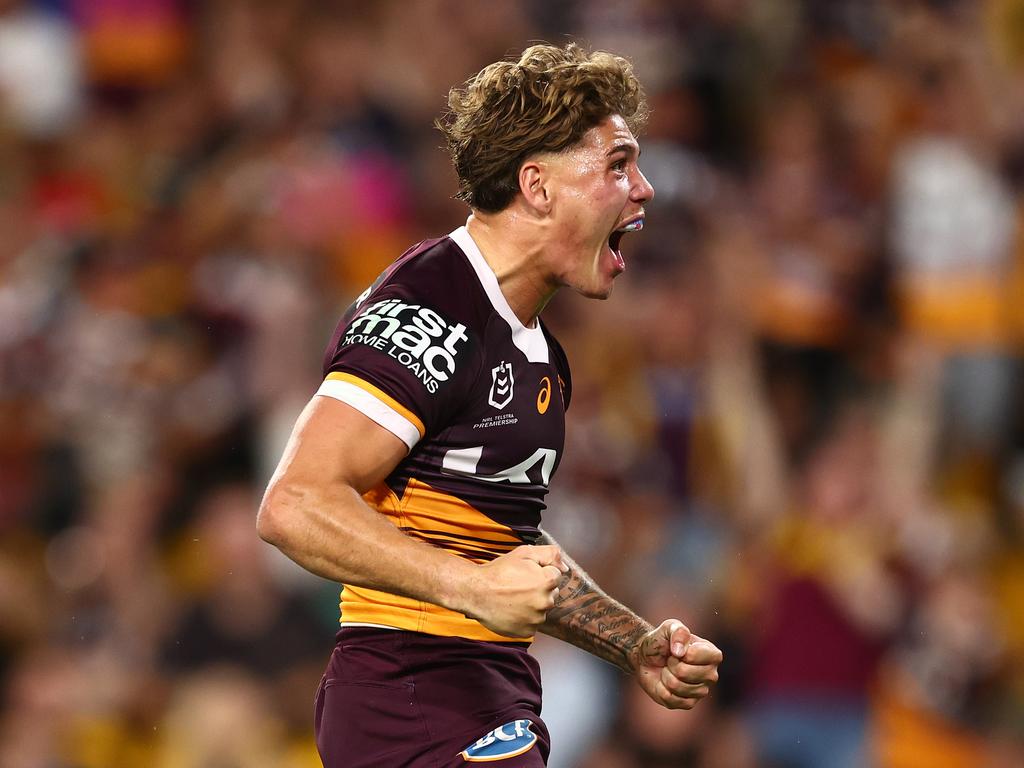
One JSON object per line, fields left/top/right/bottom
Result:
{"left": 314, "top": 627, "right": 550, "bottom": 767}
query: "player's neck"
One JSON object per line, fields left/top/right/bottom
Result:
{"left": 465, "top": 212, "right": 556, "bottom": 328}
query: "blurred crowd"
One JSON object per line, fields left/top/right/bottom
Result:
{"left": 2, "top": 0, "right": 1024, "bottom": 766}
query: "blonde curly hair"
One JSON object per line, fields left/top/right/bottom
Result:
{"left": 437, "top": 42, "right": 647, "bottom": 213}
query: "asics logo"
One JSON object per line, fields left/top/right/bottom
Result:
{"left": 537, "top": 376, "right": 551, "bottom": 414}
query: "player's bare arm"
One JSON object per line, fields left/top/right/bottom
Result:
{"left": 536, "top": 530, "right": 651, "bottom": 669}
{"left": 257, "top": 395, "right": 566, "bottom": 638}
{"left": 537, "top": 530, "right": 722, "bottom": 710}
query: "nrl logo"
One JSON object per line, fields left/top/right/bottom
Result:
{"left": 488, "top": 361, "right": 514, "bottom": 409}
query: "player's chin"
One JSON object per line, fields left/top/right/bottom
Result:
{"left": 574, "top": 272, "right": 617, "bottom": 300}
{"left": 566, "top": 253, "right": 621, "bottom": 299}
{"left": 577, "top": 282, "right": 615, "bottom": 300}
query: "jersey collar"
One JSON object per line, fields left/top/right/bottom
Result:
{"left": 449, "top": 225, "right": 550, "bottom": 364}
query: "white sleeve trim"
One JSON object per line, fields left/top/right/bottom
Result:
{"left": 316, "top": 379, "right": 421, "bottom": 451}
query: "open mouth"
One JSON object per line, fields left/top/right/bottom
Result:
{"left": 608, "top": 217, "right": 644, "bottom": 269}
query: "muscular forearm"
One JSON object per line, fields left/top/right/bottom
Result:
{"left": 258, "top": 474, "right": 474, "bottom": 613}
{"left": 537, "top": 531, "right": 652, "bottom": 673}
{"left": 536, "top": 532, "right": 724, "bottom": 711}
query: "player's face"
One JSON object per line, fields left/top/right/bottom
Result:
{"left": 542, "top": 114, "right": 654, "bottom": 298}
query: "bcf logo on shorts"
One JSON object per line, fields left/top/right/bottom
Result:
{"left": 460, "top": 719, "right": 536, "bottom": 762}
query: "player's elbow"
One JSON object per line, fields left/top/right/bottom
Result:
{"left": 256, "top": 483, "right": 294, "bottom": 549}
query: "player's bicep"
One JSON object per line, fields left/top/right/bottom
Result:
{"left": 272, "top": 394, "right": 408, "bottom": 495}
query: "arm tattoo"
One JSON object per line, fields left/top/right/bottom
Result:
{"left": 537, "top": 531, "right": 652, "bottom": 674}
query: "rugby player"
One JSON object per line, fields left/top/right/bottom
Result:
{"left": 257, "top": 42, "right": 723, "bottom": 767}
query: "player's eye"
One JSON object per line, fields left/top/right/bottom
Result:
{"left": 611, "top": 159, "right": 627, "bottom": 172}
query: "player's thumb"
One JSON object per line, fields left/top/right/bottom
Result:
{"left": 520, "top": 544, "right": 568, "bottom": 573}
{"left": 665, "top": 620, "right": 692, "bottom": 658}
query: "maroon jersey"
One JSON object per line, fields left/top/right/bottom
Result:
{"left": 317, "top": 226, "right": 571, "bottom": 642}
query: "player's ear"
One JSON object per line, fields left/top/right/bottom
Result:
{"left": 518, "top": 158, "right": 551, "bottom": 214}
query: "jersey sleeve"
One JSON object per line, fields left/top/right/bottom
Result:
{"left": 317, "top": 290, "right": 479, "bottom": 451}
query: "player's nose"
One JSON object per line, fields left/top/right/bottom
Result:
{"left": 631, "top": 167, "right": 654, "bottom": 204}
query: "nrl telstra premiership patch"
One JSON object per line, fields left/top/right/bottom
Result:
{"left": 460, "top": 719, "right": 537, "bottom": 762}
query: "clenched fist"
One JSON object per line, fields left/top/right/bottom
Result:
{"left": 629, "top": 619, "right": 723, "bottom": 710}
{"left": 458, "top": 544, "right": 568, "bottom": 638}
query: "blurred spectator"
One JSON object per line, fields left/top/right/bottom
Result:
{"left": 70, "top": 0, "right": 189, "bottom": 91}
{"left": 155, "top": 666, "right": 307, "bottom": 768}
{"left": 888, "top": 45, "right": 1020, "bottom": 462}
{"left": 160, "top": 483, "right": 329, "bottom": 677}
{"left": 743, "top": 405, "right": 900, "bottom": 768}
{"left": 0, "top": 0, "right": 82, "bottom": 138}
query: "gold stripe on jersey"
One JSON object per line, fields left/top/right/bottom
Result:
{"left": 340, "top": 479, "right": 531, "bottom": 643}
{"left": 325, "top": 371, "right": 426, "bottom": 438}
{"left": 340, "top": 585, "right": 531, "bottom": 642}
{"left": 400, "top": 529, "right": 518, "bottom": 561}
{"left": 400, "top": 478, "right": 522, "bottom": 546}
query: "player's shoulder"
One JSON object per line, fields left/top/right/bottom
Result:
{"left": 321, "top": 233, "right": 488, "bottom": 419}
{"left": 359, "top": 234, "right": 484, "bottom": 319}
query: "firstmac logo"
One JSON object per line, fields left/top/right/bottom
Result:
{"left": 343, "top": 298, "right": 469, "bottom": 393}
{"left": 488, "top": 361, "right": 514, "bottom": 409}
